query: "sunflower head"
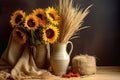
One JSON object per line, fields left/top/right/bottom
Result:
{"left": 43, "top": 25, "right": 59, "bottom": 43}
{"left": 13, "top": 28, "right": 26, "bottom": 44}
{"left": 45, "top": 7, "right": 60, "bottom": 25}
{"left": 32, "top": 8, "right": 48, "bottom": 26}
{"left": 10, "top": 10, "right": 26, "bottom": 28}
{"left": 24, "top": 14, "right": 39, "bottom": 31}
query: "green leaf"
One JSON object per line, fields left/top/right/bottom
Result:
{"left": 35, "top": 40, "right": 41, "bottom": 45}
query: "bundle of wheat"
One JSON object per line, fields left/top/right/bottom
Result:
{"left": 57, "top": 0, "right": 92, "bottom": 43}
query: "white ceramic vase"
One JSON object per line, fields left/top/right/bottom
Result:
{"left": 50, "top": 41, "right": 73, "bottom": 76}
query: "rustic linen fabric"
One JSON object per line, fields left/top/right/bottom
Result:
{"left": 0, "top": 33, "right": 50, "bottom": 76}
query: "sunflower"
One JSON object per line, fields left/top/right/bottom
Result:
{"left": 45, "top": 7, "right": 60, "bottom": 25}
{"left": 24, "top": 14, "right": 39, "bottom": 31}
{"left": 32, "top": 8, "right": 48, "bottom": 26}
{"left": 43, "top": 25, "right": 59, "bottom": 43}
{"left": 13, "top": 28, "right": 26, "bottom": 44}
{"left": 10, "top": 10, "right": 26, "bottom": 28}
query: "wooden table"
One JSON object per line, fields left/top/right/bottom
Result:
{"left": 0, "top": 66, "right": 120, "bottom": 80}
{"left": 78, "top": 66, "right": 120, "bottom": 80}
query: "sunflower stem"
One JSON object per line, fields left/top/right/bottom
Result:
{"left": 30, "top": 30, "right": 35, "bottom": 45}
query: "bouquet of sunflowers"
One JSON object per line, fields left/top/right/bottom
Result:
{"left": 10, "top": 7, "right": 60, "bottom": 45}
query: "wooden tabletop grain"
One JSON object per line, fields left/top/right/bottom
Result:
{"left": 0, "top": 66, "right": 120, "bottom": 80}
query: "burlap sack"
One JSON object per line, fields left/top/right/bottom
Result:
{"left": 0, "top": 33, "right": 50, "bottom": 76}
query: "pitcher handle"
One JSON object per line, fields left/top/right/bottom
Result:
{"left": 67, "top": 41, "right": 73, "bottom": 56}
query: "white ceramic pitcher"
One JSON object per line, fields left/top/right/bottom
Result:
{"left": 50, "top": 41, "right": 73, "bottom": 76}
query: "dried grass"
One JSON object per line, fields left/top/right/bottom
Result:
{"left": 57, "top": 0, "right": 92, "bottom": 43}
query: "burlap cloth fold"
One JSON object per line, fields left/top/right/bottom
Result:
{"left": 0, "top": 33, "right": 52, "bottom": 79}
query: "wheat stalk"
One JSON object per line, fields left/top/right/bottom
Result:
{"left": 57, "top": 0, "right": 92, "bottom": 43}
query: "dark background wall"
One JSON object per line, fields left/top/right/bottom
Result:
{"left": 0, "top": 0, "right": 119, "bottom": 66}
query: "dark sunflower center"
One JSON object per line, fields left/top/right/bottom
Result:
{"left": 36, "top": 14, "right": 43, "bottom": 20}
{"left": 15, "top": 15, "right": 23, "bottom": 24}
{"left": 27, "top": 19, "right": 35, "bottom": 27}
{"left": 49, "top": 13, "right": 55, "bottom": 20}
{"left": 16, "top": 31, "right": 23, "bottom": 39}
{"left": 46, "top": 29, "right": 54, "bottom": 38}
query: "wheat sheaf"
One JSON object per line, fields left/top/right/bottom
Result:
{"left": 57, "top": 0, "right": 92, "bottom": 43}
